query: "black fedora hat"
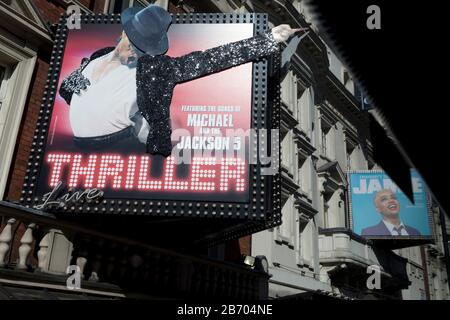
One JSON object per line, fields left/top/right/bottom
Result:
{"left": 121, "top": 5, "right": 172, "bottom": 56}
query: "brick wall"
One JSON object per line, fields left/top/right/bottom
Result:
{"left": 32, "top": 0, "right": 106, "bottom": 24}
{"left": 168, "top": 1, "right": 186, "bottom": 14}
{"left": 33, "top": 0, "right": 65, "bottom": 23}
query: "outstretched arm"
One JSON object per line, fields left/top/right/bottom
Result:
{"left": 172, "top": 24, "right": 305, "bottom": 83}
{"left": 59, "top": 58, "right": 91, "bottom": 105}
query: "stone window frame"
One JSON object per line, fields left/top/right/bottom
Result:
{"left": 0, "top": 37, "right": 37, "bottom": 199}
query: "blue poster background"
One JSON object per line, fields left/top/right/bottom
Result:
{"left": 349, "top": 170, "right": 431, "bottom": 236}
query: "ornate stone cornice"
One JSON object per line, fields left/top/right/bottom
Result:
{"left": 0, "top": 1, "right": 52, "bottom": 49}
{"left": 281, "top": 169, "right": 299, "bottom": 196}
{"left": 281, "top": 103, "right": 299, "bottom": 129}
{"left": 318, "top": 101, "right": 339, "bottom": 127}
{"left": 324, "top": 71, "right": 369, "bottom": 130}
{"left": 292, "top": 127, "right": 315, "bottom": 157}
{"left": 295, "top": 193, "right": 317, "bottom": 221}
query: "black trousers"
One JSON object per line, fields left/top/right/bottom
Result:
{"left": 72, "top": 126, "right": 146, "bottom": 153}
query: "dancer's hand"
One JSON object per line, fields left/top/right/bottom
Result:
{"left": 271, "top": 24, "right": 308, "bottom": 43}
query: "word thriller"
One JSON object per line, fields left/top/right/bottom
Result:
{"left": 45, "top": 153, "right": 247, "bottom": 192}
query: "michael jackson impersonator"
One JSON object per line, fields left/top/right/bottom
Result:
{"left": 59, "top": 4, "right": 308, "bottom": 157}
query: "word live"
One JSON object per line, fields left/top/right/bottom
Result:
{"left": 45, "top": 153, "right": 247, "bottom": 192}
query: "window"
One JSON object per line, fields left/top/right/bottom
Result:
{"left": 368, "top": 159, "right": 382, "bottom": 171}
{"left": 280, "top": 71, "right": 297, "bottom": 115}
{"left": 320, "top": 113, "right": 335, "bottom": 159}
{"left": 321, "top": 127, "right": 329, "bottom": 156}
{"left": 0, "top": 38, "right": 37, "bottom": 199}
{"left": 339, "top": 190, "right": 348, "bottom": 228}
{"left": 107, "top": 0, "right": 151, "bottom": 13}
{"left": 322, "top": 187, "right": 340, "bottom": 228}
{"left": 346, "top": 152, "right": 351, "bottom": 171}
{"left": 342, "top": 68, "right": 354, "bottom": 94}
{"left": 277, "top": 194, "right": 295, "bottom": 247}
{"left": 433, "top": 273, "right": 442, "bottom": 300}
{"left": 354, "top": 85, "right": 373, "bottom": 110}
{"left": 346, "top": 142, "right": 355, "bottom": 171}
{"left": 0, "top": 65, "right": 8, "bottom": 111}
{"left": 114, "top": 0, "right": 128, "bottom": 13}
{"left": 298, "top": 155, "right": 311, "bottom": 197}
{"left": 368, "top": 159, "right": 375, "bottom": 170}
{"left": 420, "top": 289, "right": 426, "bottom": 300}
{"left": 298, "top": 219, "right": 313, "bottom": 269}
{"left": 281, "top": 130, "right": 294, "bottom": 178}
{"left": 323, "top": 202, "right": 329, "bottom": 228}
{"left": 297, "top": 86, "right": 312, "bottom": 137}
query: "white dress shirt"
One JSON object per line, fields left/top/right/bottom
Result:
{"left": 69, "top": 51, "right": 149, "bottom": 142}
{"left": 382, "top": 220, "right": 409, "bottom": 236}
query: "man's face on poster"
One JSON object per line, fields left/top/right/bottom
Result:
{"left": 374, "top": 189, "right": 400, "bottom": 218}
{"left": 116, "top": 31, "right": 140, "bottom": 67}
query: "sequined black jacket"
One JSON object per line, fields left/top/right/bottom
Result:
{"left": 59, "top": 31, "right": 279, "bottom": 156}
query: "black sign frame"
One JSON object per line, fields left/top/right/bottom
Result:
{"left": 19, "top": 13, "right": 281, "bottom": 245}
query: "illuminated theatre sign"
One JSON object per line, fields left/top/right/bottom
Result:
{"left": 45, "top": 154, "right": 246, "bottom": 194}
{"left": 21, "top": 13, "right": 281, "bottom": 229}
{"left": 347, "top": 170, "right": 434, "bottom": 242}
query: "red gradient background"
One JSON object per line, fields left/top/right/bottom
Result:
{"left": 38, "top": 23, "right": 254, "bottom": 202}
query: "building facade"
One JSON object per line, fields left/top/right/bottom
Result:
{"left": 0, "top": 0, "right": 448, "bottom": 300}
{"left": 247, "top": 0, "right": 450, "bottom": 300}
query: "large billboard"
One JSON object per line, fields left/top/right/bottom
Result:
{"left": 21, "top": 13, "right": 280, "bottom": 229}
{"left": 38, "top": 23, "right": 252, "bottom": 203}
{"left": 348, "top": 170, "right": 434, "bottom": 239}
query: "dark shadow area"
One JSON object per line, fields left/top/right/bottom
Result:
{"left": 307, "top": 0, "right": 449, "bottom": 214}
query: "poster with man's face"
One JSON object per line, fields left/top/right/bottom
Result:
{"left": 349, "top": 170, "right": 433, "bottom": 238}
{"left": 36, "top": 23, "right": 254, "bottom": 203}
